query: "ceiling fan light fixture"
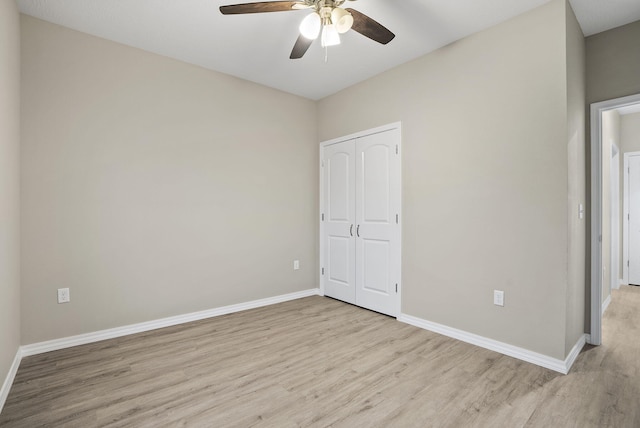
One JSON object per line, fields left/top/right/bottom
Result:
{"left": 321, "top": 23, "right": 340, "bottom": 47}
{"left": 299, "top": 12, "right": 321, "bottom": 40}
{"left": 331, "top": 7, "right": 353, "bottom": 33}
{"left": 219, "top": 0, "right": 396, "bottom": 60}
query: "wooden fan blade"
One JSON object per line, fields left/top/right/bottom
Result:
{"left": 220, "top": 1, "right": 301, "bottom": 15}
{"left": 345, "top": 8, "right": 395, "bottom": 44}
{"left": 290, "top": 34, "right": 314, "bottom": 59}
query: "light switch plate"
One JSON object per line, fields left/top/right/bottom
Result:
{"left": 493, "top": 290, "right": 504, "bottom": 307}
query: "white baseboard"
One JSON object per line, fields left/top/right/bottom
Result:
{"left": 0, "top": 348, "right": 22, "bottom": 414}
{"left": 564, "top": 333, "right": 586, "bottom": 372}
{"left": 398, "top": 313, "right": 586, "bottom": 374}
{"left": 602, "top": 294, "right": 612, "bottom": 315}
{"left": 21, "top": 288, "right": 320, "bottom": 357}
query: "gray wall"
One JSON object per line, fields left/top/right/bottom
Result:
{"left": 20, "top": 16, "right": 318, "bottom": 344}
{"left": 565, "top": 0, "right": 586, "bottom": 356}
{"left": 0, "top": 0, "right": 21, "bottom": 395}
{"left": 586, "top": 20, "right": 640, "bottom": 105}
{"left": 318, "top": 0, "right": 580, "bottom": 360}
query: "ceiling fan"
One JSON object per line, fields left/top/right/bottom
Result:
{"left": 219, "top": 0, "right": 395, "bottom": 59}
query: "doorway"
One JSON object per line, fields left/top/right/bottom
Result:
{"left": 624, "top": 151, "right": 640, "bottom": 286}
{"left": 590, "top": 93, "right": 640, "bottom": 345}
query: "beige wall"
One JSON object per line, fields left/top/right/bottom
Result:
{"left": 564, "top": 1, "right": 586, "bottom": 356}
{"left": 586, "top": 20, "right": 640, "bottom": 105}
{"left": 621, "top": 112, "right": 640, "bottom": 153}
{"left": 0, "top": 0, "right": 21, "bottom": 394}
{"left": 600, "top": 110, "right": 620, "bottom": 301}
{"left": 20, "top": 16, "right": 318, "bottom": 344}
{"left": 318, "top": 0, "right": 578, "bottom": 360}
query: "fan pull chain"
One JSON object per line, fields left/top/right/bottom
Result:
{"left": 324, "top": 46, "right": 328, "bottom": 63}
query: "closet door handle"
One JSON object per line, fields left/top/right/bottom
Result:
{"left": 356, "top": 225, "right": 360, "bottom": 237}
{"left": 350, "top": 224, "right": 354, "bottom": 237}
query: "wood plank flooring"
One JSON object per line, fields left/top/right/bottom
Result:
{"left": 1, "top": 286, "right": 639, "bottom": 427}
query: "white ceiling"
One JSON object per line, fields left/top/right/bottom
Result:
{"left": 17, "top": 0, "right": 640, "bottom": 100}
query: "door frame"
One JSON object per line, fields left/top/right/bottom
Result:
{"left": 590, "top": 93, "right": 640, "bottom": 346}
{"left": 319, "top": 122, "right": 402, "bottom": 317}
{"left": 610, "top": 143, "right": 620, "bottom": 292}
{"left": 623, "top": 151, "right": 640, "bottom": 285}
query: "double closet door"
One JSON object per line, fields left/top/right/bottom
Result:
{"left": 321, "top": 125, "right": 401, "bottom": 317}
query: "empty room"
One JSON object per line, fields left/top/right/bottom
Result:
{"left": 1, "top": 0, "right": 640, "bottom": 426}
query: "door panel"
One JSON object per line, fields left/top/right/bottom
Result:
{"left": 328, "top": 152, "right": 351, "bottom": 222}
{"left": 328, "top": 236, "right": 350, "bottom": 285}
{"left": 361, "top": 239, "right": 390, "bottom": 294}
{"left": 355, "top": 130, "right": 400, "bottom": 316}
{"left": 362, "top": 143, "right": 390, "bottom": 223}
{"left": 629, "top": 155, "right": 640, "bottom": 285}
{"left": 323, "top": 141, "right": 356, "bottom": 304}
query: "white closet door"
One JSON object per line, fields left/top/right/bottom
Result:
{"left": 355, "top": 129, "right": 400, "bottom": 316}
{"left": 629, "top": 155, "right": 640, "bottom": 285}
{"left": 323, "top": 141, "right": 356, "bottom": 304}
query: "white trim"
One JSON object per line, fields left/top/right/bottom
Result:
{"left": 319, "top": 142, "right": 325, "bottom": 297}
{"left": 591, "top": 101, "right": 604, "bottom": 346}
{"left": 602, "top": 294, "right": 612, "bottom": 315}
{"left": 0, "top": 348, "right": 22, "bottom": 414}
{"left": 398, "top": 313, "right": 586, "bottom": 374}
{"left": 320, "top": 122, "right": 402, "bottom": 147}
{"left": 564, "top": 334, "right": 587, "bottom": 373}
{"left": 397, "top": 126, "right": 402, "bottom": 318}
{"left": 617, "top": 103, "right": 640, "bottom": 115}
{"left": 21, "top": 288, "right": 320, "bottom": 357}
{"left": 611, "top": 143, "right": 620, "bottom": 291}
{"left": 591, "top": 93, "right": 640, "bottom": 347}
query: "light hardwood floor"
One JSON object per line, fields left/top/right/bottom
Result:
{"left": 1, "top": 286, "right": 639, "bottom": 427}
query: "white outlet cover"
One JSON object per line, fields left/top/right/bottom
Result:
{"left": 293, "top": 260, "right": 300, "bottom": 270}
{"left": 57, "top": 288, "right": 70, "bottom": 304}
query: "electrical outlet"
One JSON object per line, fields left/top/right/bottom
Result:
{"left": 293, "top": 260, "right": 300, "bottom": 270}
{"left": 57, "top": 288, "right": 70, "bottom": 304}
{"left": 493, "top": 290, "right": 504, "bottom": 307}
